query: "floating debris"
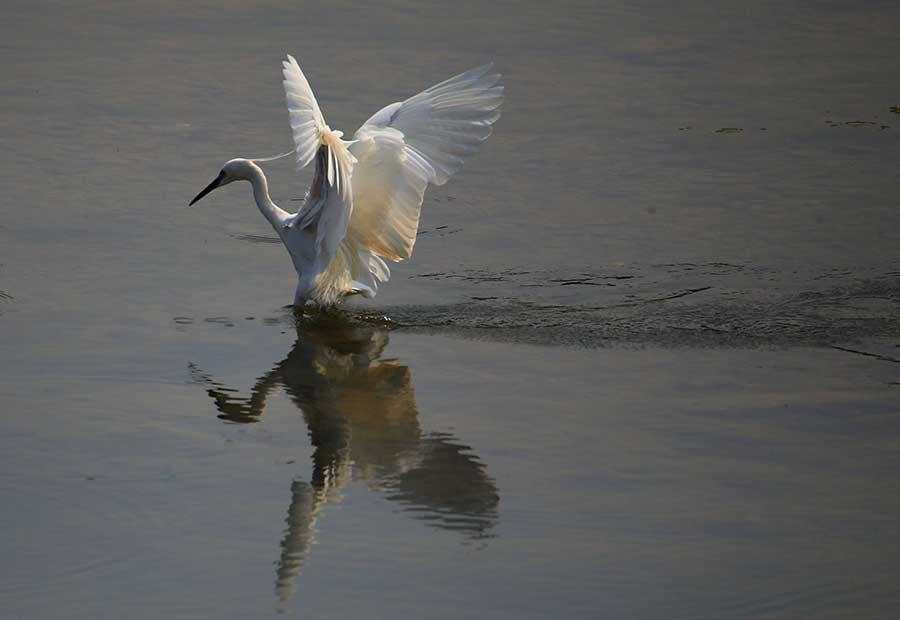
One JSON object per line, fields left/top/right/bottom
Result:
{"left": 230, "top": 233, "right": 281, "bottom": 244}
{"left": 417, "top": 225, "right": 462, "bottom": 237}
{"left": 715, "top": 127, "right": 744, "bottom": 133}
{"left": 825, "top": 119, "right": 887, "bottom": 129}
{"left": 204, "top": 316, "right": 231, "bottom": 324}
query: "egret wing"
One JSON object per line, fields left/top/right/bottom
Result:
{"left": 283, "top": 55, "right": 325, "bottom": 169}
{"left": 348, "top": 64, "right": 503, "bottom": 262}
{"left": 282, "top": 54, "right": 355, "bottom": 196}
{"left": 282, "top": 55, "right": 357, "bottom": 295}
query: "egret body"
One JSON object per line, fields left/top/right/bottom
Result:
{"left": 190, "top": 55, "right": 503, "bottom": 306}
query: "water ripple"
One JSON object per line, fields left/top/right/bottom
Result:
{"left": 184, "top": 264, "right": 900, "bottom": 348}
{"left": 376, "top": 265, "right": 900, "bottom": 347}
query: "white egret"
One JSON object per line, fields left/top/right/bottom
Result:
{"left": 190, "top": 55, "right": 503, "bottom": 306}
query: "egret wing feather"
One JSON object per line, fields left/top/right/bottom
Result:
{"left": 356, "top": 63, "right": 503, "bottom": 185}
{"left": 348, "top": 64, "right": 503, "bottom": 263}
{"left": 281, "top": 55, "right": 357, "bottom": 304}
{"left": 282, "top": 54, "right": 327, "bottom": 170}
{"left": 282, "top": 54, "right": 355, "bottom": 197}
{"left": 347, "top": 127, "right": 433, "bottom": 261}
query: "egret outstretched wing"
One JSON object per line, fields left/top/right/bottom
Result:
{"left": 282, "top": 54, "right": 327, "bottom": 170}
{"left": 281, "top": 55, "right": 357, "bottom": 290}
{"left": 348, "top": 64, "right": 503, "bottom": 262}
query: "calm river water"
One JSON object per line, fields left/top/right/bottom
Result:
{"left": 2, "top": 1, "right": 899, "bottom": 618}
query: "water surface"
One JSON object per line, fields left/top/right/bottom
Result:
{"left": 2, "top": 1, "right": 899, "bottom": 618}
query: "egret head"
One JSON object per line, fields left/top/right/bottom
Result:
{"left": 189, "top": 158, "right": 256, "bottom": 206}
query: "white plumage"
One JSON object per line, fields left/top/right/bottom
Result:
{"left": 189, "top": 55, "right": 503, "bottom": 306}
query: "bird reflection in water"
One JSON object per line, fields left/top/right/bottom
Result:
{"left": 189, "top": 315, "right": 499, "bottom": 601}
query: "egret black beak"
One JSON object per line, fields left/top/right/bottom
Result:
{"left": 189, "top": 171, "right": 225, "bottom": 206}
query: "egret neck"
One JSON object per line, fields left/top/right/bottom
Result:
{"left": 244, "top": 160, "right": 289, "bottom": 229}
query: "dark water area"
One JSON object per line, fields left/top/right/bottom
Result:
{"left": 372, "top": 263, "right": 900, "bottom": 347}
{"left": 2, "top": 1, "right": 900, "bottom": 618}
